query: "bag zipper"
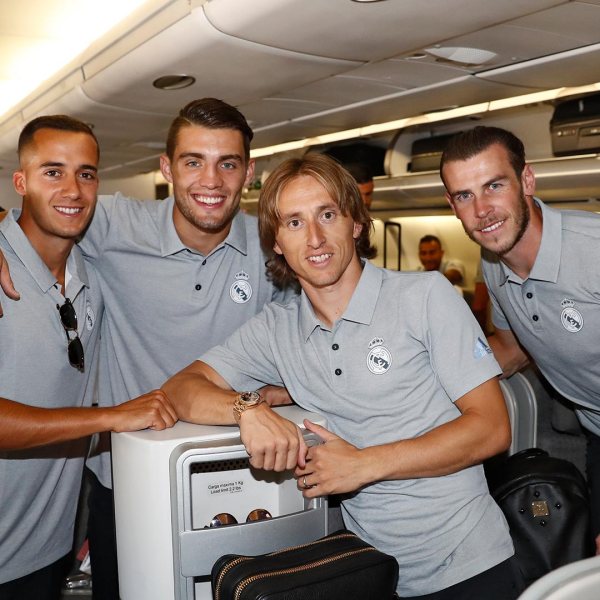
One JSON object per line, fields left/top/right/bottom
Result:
{"left": 233, "top": 547, "right": 374, "bottom": 600}
{"left": 214, "top": 532, "right": 358, "bottom": 600}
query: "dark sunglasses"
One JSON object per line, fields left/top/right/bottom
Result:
{"left": 58, "top": 298, "right": 85, "bottom": 371}
{"left": 208, "top": 509, "right": 272, "bottom": 528}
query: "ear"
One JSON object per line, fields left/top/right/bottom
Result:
{"left": 244, "top": 159, "right": 256, "bottom": 187}
{"left": 12, "top": 170, "right": 26, "bottom": 197}
{"left": 445, "top": 192, "right": 458, "bottom": 216}
{"left": 521, "top": 164, "right": 536, "bottom": 196}
{"left": 159, "top": 154, "right": 173, "bottom": 183}
{"left": 273, "top": 240, "right": 283, "bottom": 256}
{"left": 353, "top": 222, "right": 362, "bottom": 239}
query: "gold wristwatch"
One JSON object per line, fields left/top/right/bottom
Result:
{"left": 233, "top": 391, "right": 264, "bottom": 423}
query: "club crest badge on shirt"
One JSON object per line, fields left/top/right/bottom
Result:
{"left": 560, "top": 298, "right": 583, "bottom": 333}
{"left": 366, "top": 337, "right": 392, "bottom": 375}
{"left": 230, "top": 271, "right": 253, "bottom": 304}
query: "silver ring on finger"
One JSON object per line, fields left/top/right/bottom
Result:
{"left": 302, "top": 475, "right": 310, "bottom": 489}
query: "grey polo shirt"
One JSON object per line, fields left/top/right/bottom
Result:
{"left": 483, "top": 199, "right": 600, "bottom": 436}
{"left": 201, "top": 262, "right": 511, "bottom": 596}
{"left": 80, "top": 194, "right": 295, "bottom": 487}
{"left": 0, "top": 210, "right": 103, "bottom": 583}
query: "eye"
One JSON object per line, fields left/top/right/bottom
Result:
{"left": 80, "top": 171, "right": 97, "bottom": 181}
{"left": 185, "top": 159, "right": 200, "bottom": 168}
{"left": 488, "top": 182, "right": 502, "bottom": 191}
{"left": 320, "top": 210, "right": 336, "bottom": 222}
{"left": 221, "top": 161, "right": 238, "bottom": 170}
{"left": 44, "top": 169, "right": 61, "bottom": 177}
{"left": 287, "top": 219, "right": 302, "bottom": 230}
{"left": 453, "top": 192, "right": 472, "bottom": 203}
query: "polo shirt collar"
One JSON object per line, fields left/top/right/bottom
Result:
{"left": 159, "top": 197, "right": 248, "bottom": 257}
{"left": 299, "top": 260, "right": 381, "bottom": 341}
{"left": 501, "top": 198, "right": 561, "bottom": 284}
{"left": 0, "top": 208, "right": 90, "bottom": 295}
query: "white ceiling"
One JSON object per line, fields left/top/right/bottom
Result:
{"left": 0, "top": 0, "right": 599, "bottom": 183}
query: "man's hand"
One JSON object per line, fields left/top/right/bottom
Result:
{"left": 110, "top": 389, "right": 178, "bottom": 432}
{"left": 0, "top": 250, "right": 19, "bottom": 317}
{"left": 239, "top": 404, "right": 307, "bottom": 472}
{"left": 294, "top": 420, "right": 368, "bottom": 498}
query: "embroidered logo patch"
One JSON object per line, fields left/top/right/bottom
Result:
{"left": 560, "top": 298, "right": 583, "bottom": 333}
{"left": 230, "top": 271, "right": 253, "bottom": 304}
{"left": 473, "top": 337, "right": 492, "bottom": 359}
{"left": 366, "top": 337, "right": 392, "bottom": 375}
{"left": 85, "top": 303, "right": 95, "bottom": 331}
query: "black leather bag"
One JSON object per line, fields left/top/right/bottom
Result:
{"left": 486, "top": 448, "right": 594, "bottom": 587}
{"left": 211, "top": 529, "right": 399, "bottom": 600}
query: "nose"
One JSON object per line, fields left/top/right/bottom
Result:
{"left": 306, "top": 219, "right": 325, "bottom": 249}
{"left": 61, "top": 173, "right": 81, "bottom": 200}
{"left": 199, "top": 164, "right": 222, "bottom": 189}
{"left": 472, "top": 194, "right": 492, "bottom": 218}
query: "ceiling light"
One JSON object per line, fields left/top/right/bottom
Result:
{"left": 425, "top": 46, "right": 497, "bottom": 66}
{"left": 0, "top": 0, "right": 148, "bottom": 118}
{"left": 152, "top": 75, "right": 196, "bottom": 90}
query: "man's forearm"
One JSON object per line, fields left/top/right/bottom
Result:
{"left": 0, "top": 390, "right": 177, "bottom": 450}
{"left": 356, "top": 380, "right": 510, "bottom": 484}
{"left": 0, "top": 398, "right": 115, "bottom": 450}
{"left": 161, "top": 360, "right": 238, "bottom": 424}
{"left": 488, "top": 331, "right": 530, "bottom": 378}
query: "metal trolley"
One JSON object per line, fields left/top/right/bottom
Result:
{"left": 112, "top": 406, "right": 328, "bottom": 600}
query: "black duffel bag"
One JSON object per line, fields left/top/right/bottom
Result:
{"left": 211, "top": 529, "right": 399, "bottom": 600}
{"left": 486, "top": 447, "right": 594, "bottom": 587}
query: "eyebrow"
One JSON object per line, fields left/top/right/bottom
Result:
{"left": 40, "top": 161, "right": 98, "bottom": 172}
{"left": 450, "top": 173, "right": 509, "bottom": 197}
{"left": 178, "top": 152, "right": 243, "bottom": 162}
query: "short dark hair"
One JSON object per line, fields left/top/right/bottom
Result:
{"left": 18, "top": 115, "right": 99, "bottom": 160}
{"left": 345, "top": 162, "right": 373, "bottom": 184}
{"left": 419, "top": 234, "right": 442, "bottom": 248}
{"left": 259, "top": 153, "right": 376, "bottom": 288}
{"left": 166, "top": 98, "right": 254, "bottom": 161}
{"left": 440, "top": 126, "right": 526, "bottom": 184}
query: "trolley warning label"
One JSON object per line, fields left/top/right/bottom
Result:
{"left": 207, "top": 480, "right": 244, "bottom": 495}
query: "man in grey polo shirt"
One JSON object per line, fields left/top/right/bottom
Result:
{"left": 0, "top": 115, "right": 176, "bottom": 600}
{"left": 162, "top": 153, "right": 521, "bottom": 599}
{"left": 440, "top": 125, "right": 600, "bottom": 553}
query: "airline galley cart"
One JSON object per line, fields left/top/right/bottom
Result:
{"left": 112, "top": 406, "right": 328, "bottom": 600}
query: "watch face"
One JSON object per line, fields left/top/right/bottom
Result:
{"left": 240, "top": 391, "right": 261, "bottom": 405}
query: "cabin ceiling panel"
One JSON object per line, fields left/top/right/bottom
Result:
{"left": 510, "top": 1, "right": 600, "bottom": 42}
{"left": 260, "top": 77, "right": 542, "bottom": 138}
{"left": 203, "top": 0, "right": 566, "bottom": 62}
{"left": 331, "top": 60, "right": 474, "bottom": 91}
{"left": 270, "top": 76, "right": 405, "bottom": 108}
{"left": 478, "top": 43, "right": 600, "bottom": 89}
{"left": 81, "top": 8, "right": 360, "bottom": 113}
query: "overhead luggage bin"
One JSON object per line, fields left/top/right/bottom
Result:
{"left": 551, "top": 93, "right": 600, "bottom": 157}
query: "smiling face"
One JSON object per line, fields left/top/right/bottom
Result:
{"left": 14, "top": 128, "right": 99, "bottom": 246}
{"left": 443, "top": 143, "right": 536, "bottom": 259}
{"left": 160, "top": 124, "right": 254, "bottom": 251}
{"left": 273, "top": 175, "right": 362, "bottom": 294}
